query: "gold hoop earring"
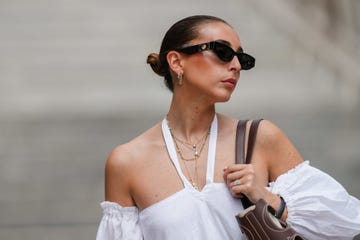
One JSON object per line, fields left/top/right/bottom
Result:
{"left": 177, "top": 72, "right": 183, "bottom": 86}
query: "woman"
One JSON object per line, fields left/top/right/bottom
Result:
{"left": 97, "top": 15, "right": 360, "bottom": 239}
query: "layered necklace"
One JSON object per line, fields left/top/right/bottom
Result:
{"left": 168, "top": 122, "right": 210, "bottom": 190}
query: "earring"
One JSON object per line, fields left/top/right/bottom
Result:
{"left": 177, "top": 72, "right": 183, "bottom": 86}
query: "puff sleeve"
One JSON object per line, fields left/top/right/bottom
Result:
{"left": 96, "top": 201, "right": 143, "bottom": 240}
{"left": 268, "top": 161, "right": 360, "bottom": 240}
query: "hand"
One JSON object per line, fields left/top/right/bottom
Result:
{"left": 223, "top": 164, "right": 265, "bottom": 203}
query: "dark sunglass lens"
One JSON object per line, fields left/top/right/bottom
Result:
{"left": 238, "top": 53, "right": 255, "bottom": 70}
{"left": 214, "top": 44, "right": 234, "bottom": 62}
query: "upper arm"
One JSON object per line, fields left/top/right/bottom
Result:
{"left": 254, "top": 120, "right": 304, "bottom": 182}
{"left": 104, "top": 145, "right": 136, "bottom": 206}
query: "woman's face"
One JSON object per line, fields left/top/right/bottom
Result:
{"left": 179, "top": 21, "right": 243, "bottom": 103}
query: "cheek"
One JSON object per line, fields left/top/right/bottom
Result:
{"left": 185, "top": 54, "right": 221, "bottom": 82}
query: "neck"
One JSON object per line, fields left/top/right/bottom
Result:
{"left": 166, "top": 93, "right": 216, "bottom": 143}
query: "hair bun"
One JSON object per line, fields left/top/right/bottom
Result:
{"left": 147, "top": 53, "right": 166, "bottom": 77}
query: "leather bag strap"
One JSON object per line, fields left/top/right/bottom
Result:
{"left": 235, "top": 119, "right": 263, "bottom": 208}
{"left": 236, "top": 119, "right": 263, "bottom": 164}
{"left": 235, "top": 120, "right": 248, "bottom": 164}
{"left": 246, "top": 119, "right": 263, "bottom": 164}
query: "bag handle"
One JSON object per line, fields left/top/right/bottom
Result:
{"left": 235, "top": 120, "right": 248, "bottom": 164}
{"left": 236, "top": 119, "right": 263, "bottom": 164}
{"left": 246, "top": 119, "right": 263, "bottom": 164}
{"left": 235, "top": 119, "right": 263, "bottom": 208}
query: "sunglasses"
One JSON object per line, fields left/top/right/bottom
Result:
{"left": 175, "top": 41, "right": 255, "bottom": 70}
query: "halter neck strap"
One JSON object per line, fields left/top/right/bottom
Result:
{"left": 161, "top": 115, "right": 218, "bottom": 190}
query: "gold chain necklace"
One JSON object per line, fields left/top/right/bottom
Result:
{"left": 171, "top": 130, "right": 209, "bottom": 158}
{"left": 182, "top": 156, "right": 199, "bottom": 190}
{"left": 168, "top": 127, "right": 210, "bottom": 190}
{"left": 170, "top": 128, "right": 210, "bottom": 161}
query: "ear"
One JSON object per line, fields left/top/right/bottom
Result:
{"left": 166, "top": 51, "right": 184, "bottom": 74}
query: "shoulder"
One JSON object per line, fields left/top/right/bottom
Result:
{"left": 107, "top": 122, "right": 163, "bottom": 168}
{"left": 105, "top": 122, "right": 163, "bottom": 205}
{"left": 250, "top": 119, "right": 295, "bottom": 151}
{"left": 105, "top": 143, "right": 134, "bottom": 178}
{"left": 108, "top": 123, "right": 162, "bottom": 158}
{"left": 256, "top": 119, "right": 285, "bottom": 145}
{"left": 255, "top": 120, "right": 304, "bottom": 181}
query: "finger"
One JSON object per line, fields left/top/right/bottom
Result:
{"left": 226, "top": 171, "right": 244, "bottom": 185}
{"left": 224, "top": 164, "right": 247, "bottom": 174}
{"left": 223, "top": 164, "right": 249, "bottom": 184}
{"left": 231, "top": 192, "right": 243, "bottom": 199}
{"left": 227, "top": 166, "right": 254, "bottom": 183}
{"left": 229, "top": 178, "right": 242, "bottom": 189}
{"left": 230, "top": 183, "right": 248, "bottom": 198}
{"left": 222, "top": 166, "right": 229, "bottom": 182}
{"left": 232, "top": 179, "right": 256, "bottom": 199}
{"left": 231, "top": 184, "right": 247, "bottom": 197}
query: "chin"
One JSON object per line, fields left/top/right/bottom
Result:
{"left": 208, "top": 88, "right": 234, "bottom": 103}
{"left": 218, "top": 98, "right": 231, "bottom": 103}
{"left": 214, "top": 94, "right": 232, "bottom": 103}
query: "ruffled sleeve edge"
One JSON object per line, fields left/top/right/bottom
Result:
{"left": 100, "top": 201, "right": 139, "bottom": 220}
{"left": 97, "top": 201, "right": 142, "bottom": 240}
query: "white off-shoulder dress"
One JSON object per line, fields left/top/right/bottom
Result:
{"left": 97, "top": 116, "right": 360, "bottom": 240}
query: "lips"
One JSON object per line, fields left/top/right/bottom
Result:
{"left": 222, "top": 78, "right": 237, "bottom": 88}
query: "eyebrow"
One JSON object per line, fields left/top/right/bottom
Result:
{"left": 215, "top": 39, "right": 243, "bottom": 52}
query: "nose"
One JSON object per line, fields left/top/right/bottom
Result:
{"left": 229, "top": 55, "right": 241, "bottom": 72}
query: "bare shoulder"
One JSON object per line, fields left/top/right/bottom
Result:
{"left": 105, "top": 122, "right": 163, "bottom": 205}
{"left": 107, "top": 122, "right": 163, "bottom": 166}
{"left": 105, "top": 143, "right": 134, "bottom": 180}
{"left": 256, "top": 120, "right": 285, "bottom": 143}
{"left": 255, "top": 120, "right": 304, "bottom": 181}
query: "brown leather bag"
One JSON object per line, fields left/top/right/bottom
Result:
{"left": 235, "top": 119, "right": 306, "bottom": 240}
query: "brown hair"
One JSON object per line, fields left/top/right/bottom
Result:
{"left": 146, "top": 15, "right": 229, "bottom": 92}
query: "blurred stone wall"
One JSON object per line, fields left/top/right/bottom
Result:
{"left": 0, "top": 0, "right": 359, "bottom": 239}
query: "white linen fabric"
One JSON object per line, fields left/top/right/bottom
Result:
{"left": 96, "top": 116, "right": 360, "bottom": 240}
{"left": 97, "top": 202, "right": 141, "bottom": 240}
{"left": 268, "top": 160, "right": 360, "bottom": 240}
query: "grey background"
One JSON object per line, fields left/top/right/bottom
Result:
{"left": 1, "top": 0, "right": 359, "bottom": 239}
